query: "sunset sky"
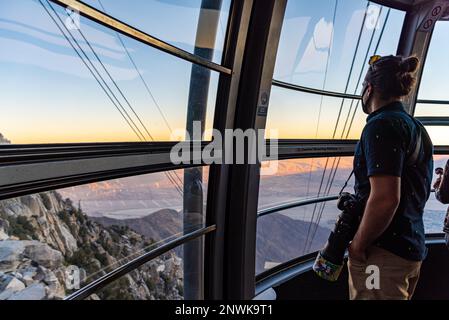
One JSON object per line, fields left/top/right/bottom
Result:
{"left": 0, "top": 0, "right": 448, "bottom": 144}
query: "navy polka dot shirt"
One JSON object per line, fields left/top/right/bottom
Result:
{"left": 354, "top": 101, "right": 434, "bottom": 261}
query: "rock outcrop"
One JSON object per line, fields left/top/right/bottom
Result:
{"left": 0, "top": 191, "right": 183, "bottom": 300}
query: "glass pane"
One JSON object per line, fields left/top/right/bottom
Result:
{"left": 415, "top": 103, "right": 449, "bottom": 117}
{"left": 424, "top": 155, "right": 448, "bottom": 233}
{"left": 257, "top": 201, "right": 338, "bottom": 275}
{"left": 0, "top": 167, "right": 208, "bottom": 300}
{"left": 424, "top": 126, "right": 449, "bottom": 145}
{"left": 418, "top": 21, "right": 449, "bottom": 101}
{"left": 0, "top": 0, "right": 217, "bottom": 144}
{"left": 258, "top": 157, "right": 354, "bottom": 209}
{"left": 266, "top": 86, "right": 366, "bottom": 139}
{"left": 274, "top": 0, "right": 405, "bottom": 94}
{"left": 89, "top": 241, "right": 201, "bottom": 300}
{"left": 83, "top": 0, "right": 232, "bottom": 64}
{"left": 257, "top": 157, "right": 354, "bottom": 274}
{"left": 424, "top": 155, "right": 448, "bottom": 234}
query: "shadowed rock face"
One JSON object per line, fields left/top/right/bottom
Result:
{"left": 0, "top": 191, "right": 183, "bottom": 300}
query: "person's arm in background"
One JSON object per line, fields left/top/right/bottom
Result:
{"left": 435, "top": 160, "right": 449, "bottom": 204}
{"left": 348, "top": 118, "right": 405, "bottom": 262}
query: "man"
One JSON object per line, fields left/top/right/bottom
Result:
{"left": 347, "top": 55, "right": 434, "bottom": 300}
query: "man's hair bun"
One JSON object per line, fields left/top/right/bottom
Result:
{"left": 399, "top": 56, "right": 419, "bottom": 73}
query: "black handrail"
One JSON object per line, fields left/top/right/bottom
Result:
{"left": 272, "top": 79, "right": 449, "bottom": 107}
{"left": 49, "top": 0, "right": 232, "bottom": 75}
{"left": 258, "top": 195, "right": 339, "bottom": 218}
{"left": 272, "top": 80, "right": 361, "bottom": 100}
{"left": 64, "top": 225, "right": 216, "bottom": 300}
{"left": 258, "top": 189, "right": 438, "bottom": 218}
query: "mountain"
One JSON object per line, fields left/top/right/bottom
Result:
{"left": 91, "top": 209, "right": 183, "bottom": 242}
{"left": 256, "top": 213, "right": 331, "bottom": 273}
{"left": 92, "top": 208, "right": 332, "bottom": 275}
{"left": 0, "top": 191, "right": 183, "bottom": 300}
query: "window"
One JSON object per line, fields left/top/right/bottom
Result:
{"left": 423, "top": 127, "right": 449, "bottom": 146}
{"left": 424, "top": 155, "right": 448, "bottom": 234}
{"left": 257, "top": 157, "right": 354, "bottom": 274}
{"left": 415, "top": 21, "right": 449, "bottom": 145}
{"left": 269, "top": 0, "right": 405, "bottom": 140}
{"left": 418, "top": 21, "right": 449, "bottom": 101}
{"left": 0, "top": 0, "right": 221, "bottom": 143}
{"left": 257, "top": 156, "right": 447, "bottom": 274}
{"left": 0, "top": 167, "right": 208, "bottom": 300}
{"left": 266, "top": 86, "right": 366, "bottom": 139}
{"left": 257, "top": 201, "right": 338, "bottom": 275}
{"left": 274, "top": 0, "right": 405, "bottom": 93}
{"left": 83, "top": 0, "right": 232, "bottom": 64}
{"left": 89, "top": 242, "right": 201, "bottom": 300}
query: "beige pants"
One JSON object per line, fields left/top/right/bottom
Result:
{"left": 348, "top": 246, "right": 422, "bottom": 300}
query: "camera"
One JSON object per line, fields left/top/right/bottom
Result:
{"left": 312, "top": 192, "right": 364, "bottom": 281}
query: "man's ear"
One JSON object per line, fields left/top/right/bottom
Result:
{"left": 365, "top": 83, "right": 373, "bottom": 96}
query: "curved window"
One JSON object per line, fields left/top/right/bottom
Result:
{"left": 274, "top": 0, "right": 405, "bottom": 94}
{"left": 257, "top": 157, "right": 354, "bottom": 274}
{"left": 0, "top": 0, "right": 220, "bottom": 144}
{"left": 257, "top": 201, "right": 338, "bottom": 275}
{"left": 257, "top": 156, "right": 447, "bottom": 274}
{"left": 418, "top": 21, "right": 449, "bottom": 102}
{"left": 0, "top": 167, "right": 208, "bottom": 300}
{"left": 266, "top": 86, "right": 366, "bottom": 139}
{"left": 83, "top": 0, "right": 232, "bottom": 64}
{"left": 425, "top": 155, "right": 449, "bottom": 234}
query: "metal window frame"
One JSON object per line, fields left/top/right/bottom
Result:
{"left": 219, "top": 0, "right": 287, "bottom": 300}
{"left": 49, "top": 0, "right": 231, "bottom": 75}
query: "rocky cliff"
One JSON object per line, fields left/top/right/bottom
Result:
{"left": 0, "top": 191, "right": 183, "bottom": 300}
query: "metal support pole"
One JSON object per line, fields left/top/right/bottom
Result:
{"left": 184, "top": 0, "right": 223, "bottom": 300}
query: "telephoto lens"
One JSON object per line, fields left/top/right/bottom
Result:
{"left": 312, "top": 193, "right": 363, "bottom": 281}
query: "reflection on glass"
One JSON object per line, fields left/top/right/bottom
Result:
{"left": 418, "top": 21, "right": 449, "bottom": 101}
{"left": 83, "top": 0, "right": 232, "bottom": 64}
{"left": 0, "top": 167, "right": 208, "bottom": 300}
{"left": 0, "top": 0, "right": 218, "bottom": 143}
{"left": 274, "top": 0, "right": 405, "bottom": 94}
{"left": 266, "top": 87, "right": 366, "bottom": 139}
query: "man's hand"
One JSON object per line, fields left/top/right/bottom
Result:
{"left": 434, "top": 176, "right": 442, "bottom": 190}
{"left": 348, "top": 240, "right": 367, "bottom": 263}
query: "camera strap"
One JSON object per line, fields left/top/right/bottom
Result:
{"left": 339, "top": 170, "right": 354, "bottom": 196}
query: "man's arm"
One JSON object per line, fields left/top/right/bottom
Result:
{"left": 349, "top": 174, "right": 401, "bottom": 262}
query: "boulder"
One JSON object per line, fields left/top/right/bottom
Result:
{"left": 24, "top": 242, "right": 63, "bottom": 269}
{"left": 0, "top": 241, "right": 26, "bottom": 271}
{"left": 7, "top": 283, "right": 46, "bottom": 300}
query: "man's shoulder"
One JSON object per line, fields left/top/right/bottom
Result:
{"left": 365, "top": 111, "right": 412, "bottom": 135}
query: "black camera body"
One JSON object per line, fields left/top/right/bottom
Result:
{"left": 312, "top": 192, "right": 364, "bottom": 281}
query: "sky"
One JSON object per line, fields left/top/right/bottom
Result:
{"left": 0, "top": 0, "right": 448, "bottom": 144}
